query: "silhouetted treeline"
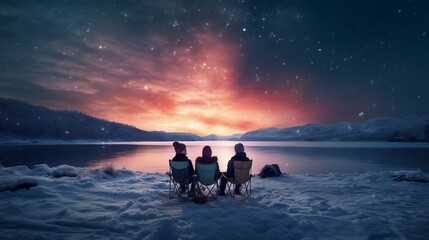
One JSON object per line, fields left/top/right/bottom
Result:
{"left": 0, "top": 98, "right": 202, "bottom": 141}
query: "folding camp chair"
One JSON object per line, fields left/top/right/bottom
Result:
{"left": 225, "top": 160, "right": 252, "bottom": 198}
{"left": 167, "top": 160, "right": 193, "bottom": 199}
{"left": 195, "top": 163, "right": 219, "bottom": 200}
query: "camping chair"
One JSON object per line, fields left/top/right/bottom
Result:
{"left": 195, "top": 163, "right": 220, "bottom": 200}
{"left": 167, "top": 160, "right": 193, "bottom": 199}
{"left": 225, "top": 160, "right": 252, "bottom": 198}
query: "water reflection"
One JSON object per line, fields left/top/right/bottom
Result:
{"left": 90, "top": 142, "right": 243, "bottom": 173}
{"left": 0, "top": 144, "right": 140, "bottom": 168}
{"left": 248, "top": 146, "right": 429, "bottom": 174}
{"left": 1, "top": 141, "right": 428, "bottom": 174}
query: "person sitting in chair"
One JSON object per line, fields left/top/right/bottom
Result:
{"left": 195, "top": 145, "right": 221, "bottom": 180}
{"left": 219, "top": 143, "right": 250, "bottom": 196}
{"left": 172, "top": 141, "right": 195, "bottom": 193}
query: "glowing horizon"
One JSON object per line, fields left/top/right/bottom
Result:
{"left": 5, "top": 31, "right": 318, "bottom": 136}
{"left": 1, "top": 1, "right": 427, "bottom": 136}
{"left": 76, "top": 32, "right": 315, "bottom": 136}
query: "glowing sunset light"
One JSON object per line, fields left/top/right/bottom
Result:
{"left": 68, "top": 32, "right": 313, "bottom": 136}
{"left": 1, "top": 1, "right": 427, "bottom": 136}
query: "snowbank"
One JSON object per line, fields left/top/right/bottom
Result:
{"left": 1, "top": 165, "right": 428, "bottom": 240}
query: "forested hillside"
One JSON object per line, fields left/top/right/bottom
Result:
{"left": 0, "top": 98, "right": 202, "bottom": 141}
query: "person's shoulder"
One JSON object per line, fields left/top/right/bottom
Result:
{"left": 197, "top": 157, "right": 218, "bottom": 164}
{"left": 173, "top": 154, "right": 188, "bottom": 161}
{"left": 231, "top": 153, "right": 249, "bottom": 161}
{"left": 208, "top": 156, "right": 218, "bottom": 164}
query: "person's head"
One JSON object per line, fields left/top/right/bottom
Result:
{"left": 202, "top": 145, "right": 212, "bottom": 158}
{"left": 234, "top": 143, "right": 245, "bottom": 153}
{"left": 173, "top": 141, "right": 187, "bottom": 155}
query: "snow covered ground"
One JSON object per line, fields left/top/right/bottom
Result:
{"left": 1, "top": 164, "right": 428, "bottom": 240}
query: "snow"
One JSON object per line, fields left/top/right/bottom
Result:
{"left": 1, "top": 164, "right": 429, "bottom": 240}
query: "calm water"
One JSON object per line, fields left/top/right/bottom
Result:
{"left": 1, "top": 141, "right": 428, "bottom": 174}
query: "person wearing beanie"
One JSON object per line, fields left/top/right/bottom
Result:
{"left": 173, "top": 141, "right": 187, "bottom": 154}
{"left": 195, "top": 145, "right": 221, "bottom": 180}
{"left": 171, "top": 141, "right": 195, "bottom": 193}
{"left": 202, "top": 145, "right": 212, "bottom": 158}
{"left": 234, "top": 143, "right": 245, "bottom": 154}
{"left": 219, "top": 143, "right": 250, "bottom": 196}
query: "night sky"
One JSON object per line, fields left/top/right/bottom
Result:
{"left": 1, "top": 0, "right": 428, "bottom": 136}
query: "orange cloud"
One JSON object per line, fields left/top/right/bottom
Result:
{"left": 29, "top": 30, "right": 319, "bottom": 136}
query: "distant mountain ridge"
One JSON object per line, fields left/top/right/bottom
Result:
{"left": 1, "top": 97, "right": 428, "bottom": 142}
{"left": 0, "top": 97, "right": 206, "bottom": 142}
{"left": 241, "top": 115, "right": 429, "bottom": 142}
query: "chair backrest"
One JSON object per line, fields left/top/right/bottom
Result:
{"left": 196, "top": 163, "right": 217, "bottom": 185}
{"left": 169, "top": 160, "right": 189, "bottom": 184}
{"left": 233, "top": 160, "right": 252, "bottom": 185}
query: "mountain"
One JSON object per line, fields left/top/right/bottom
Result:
{"left": 202, "top": 133, "right": 243, "bottom": 141}
{"left": 0, "top": 97, "right": 203, "bottom": 142}
{"left": 241, "top": 115, "right": 429, "bottom": 141}
{"left": 2, "top": 97, "right": 428, "bottom": 142}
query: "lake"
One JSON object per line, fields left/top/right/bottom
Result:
{"left": 1, "top": 141, "right": 428, "bottom": 174}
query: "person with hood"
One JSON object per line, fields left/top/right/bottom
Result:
{"left": 171, "top": 141, "right": 195, "bottom": 193}
{"left": 195, "top": 145, "right": 221, "bottom": 180}
{"left": 218, "top": 143, "right": 250, "bottom": 196}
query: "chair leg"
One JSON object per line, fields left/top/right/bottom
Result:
{"left": 172, "top": 184, "right": 180, "bottom": 199}
{"left": 225, "top": 181, "right": 234, "bottom": 197}
{"left": 214, "top": 183, "right": 219, "bottom": 199}
{"left": 197, "top": 183, "right": 218, "bottom": 200}
{"left": 206, "top": 184, "right": 218, "bottom": 199}
{"left": 240, "top": 179, "right": 251, "bottom": 198}
{"left": 176, "top": 184, "right": 182, "bottom": 199}
{"left": 248, "top": 178, "right": 251, "bottom": 197}
{"left": 167, "top": 172, "right": 196, "bottom": 200}
{"left": 168, "top": 177, "right": 171, "bottom": 198}
{"left": 185, "top": 184, "right": 190, "bottom": 199}
{"left": 172, "top": 182, "right": 191, "bottom": 200}
{"left": 169, "top": 176, "right": 177, "bottom": 199}
{"left": 242, "top": 184, "right": 248, "bottom": 197}
{"left": 170, "top": 183, "right": 175, "bottom": 199}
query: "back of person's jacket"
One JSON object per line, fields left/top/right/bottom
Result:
{"left": 196, "top": 156, "right": 221, "bottom": 178}
{"left": 226, "top": 152, "right": 250, "bottom": 177}
{"left": 172, "top": 153, "right": 195, "bottom": 176}
{"left": 196, "top": 156, "right": 218, "bottom": 165}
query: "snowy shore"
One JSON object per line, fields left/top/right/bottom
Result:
{"left": 1, "top": 164, "right": 428, "bottom": 240}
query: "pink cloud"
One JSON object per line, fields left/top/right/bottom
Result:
{"left": 30, "top": 30, "right": 320, "bottom": 135}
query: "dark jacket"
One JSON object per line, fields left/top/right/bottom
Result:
{"left": 195, "top": 156, "right": 221, "bottom": 179}
{"left": 226, "top": 152, "right": 250, "bottom": 177}
{"left": 172, "top": 153, "right": 195, "bottom": 177}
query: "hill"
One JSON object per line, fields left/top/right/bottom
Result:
{"left": 241, "top": 115, "right": 429, "bottom": 141}
{"left": 2, "top": 97, "right": 428, "bottom": 142}
{"left": 0, "top": 97, "right": 203, "bottom": 142}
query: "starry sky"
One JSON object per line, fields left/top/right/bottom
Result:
{"left": 1, "top": 0, "right": 428, "bottom": 136}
